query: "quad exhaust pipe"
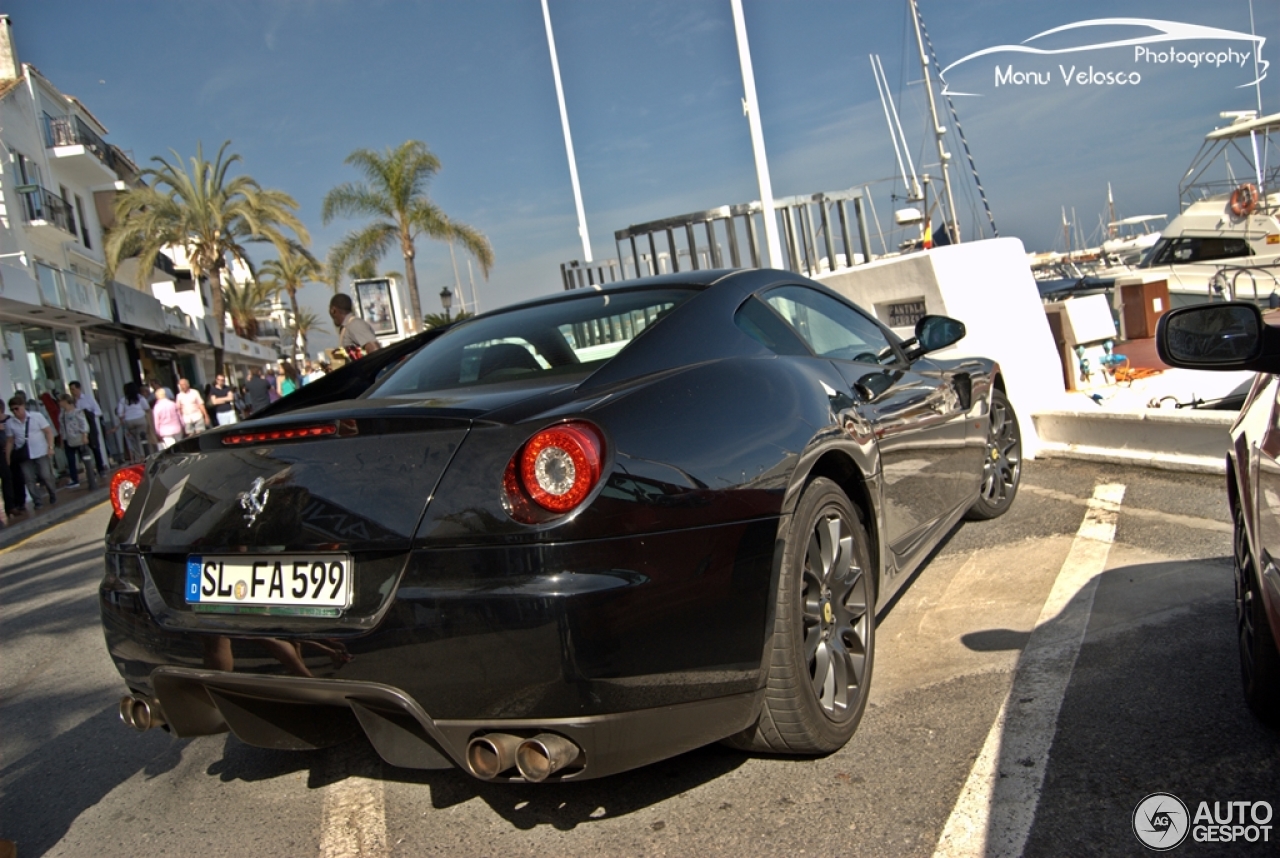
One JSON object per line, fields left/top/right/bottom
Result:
{"left": 466, "top": 732, "right": 582, "bottom": 782}
{"left": 119, "top": 695, "right": 166, "bottom": 732}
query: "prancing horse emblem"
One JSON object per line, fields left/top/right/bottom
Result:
{"left": 238, "top": 477, "right": 270, "bottom": 526}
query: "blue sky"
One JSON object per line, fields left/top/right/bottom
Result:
{"left": 8, "top": 0, "right": 1278, "bottom": 351}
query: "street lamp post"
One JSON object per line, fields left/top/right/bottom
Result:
{"left": 439, "top": 286, "right": 453, "bottom": 323}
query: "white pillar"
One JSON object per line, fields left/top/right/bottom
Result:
{"left": 730, "top": 0, "right": 782, "bottom": 269}
{"left": 542, "top": 0, "right": 593, "bottom": 263}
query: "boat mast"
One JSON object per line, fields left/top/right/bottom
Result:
{"left": 910, "top": 0, "right": 960, "bottom": 243}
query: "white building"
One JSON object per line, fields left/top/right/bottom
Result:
{"left": 0, "top": 15, "right": 218, "bottom": 463}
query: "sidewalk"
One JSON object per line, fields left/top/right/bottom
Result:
{"left": 0, "top": 468, "right": 118, "bottom": 548}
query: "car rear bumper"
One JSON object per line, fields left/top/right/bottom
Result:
{"left": 101, "top": 517, "right": 781, "bottom": 777}
{"left": 123, "top": 667, "right": 760, "bottom": 781}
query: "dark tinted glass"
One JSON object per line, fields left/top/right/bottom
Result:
{"left": 1144, "top": 236, "right": 1252, "bottom": 267}
{"left": 373, "top": 288, "right": 697, "bottom": 395}
{"left": 1163, "top": 304, "right": 1261, "bottom": 364}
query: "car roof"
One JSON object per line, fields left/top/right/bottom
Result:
{"left": 481, "top": 269, "right": 740, "bottom": 317}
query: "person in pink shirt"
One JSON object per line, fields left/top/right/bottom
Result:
{"left": 152, "top": 388, "right": 185, "bottom": 449}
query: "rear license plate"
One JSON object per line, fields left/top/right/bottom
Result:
{"left": 186, "top": 555, "right": 353, "bottom": 617}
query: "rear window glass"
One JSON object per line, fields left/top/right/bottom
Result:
{"left": 372, "top": 287, "right": 696, "bottom": 395}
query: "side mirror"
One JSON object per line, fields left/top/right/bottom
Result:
{"left": 1156, "top": 302, "right": 1277, "bottom": 371}
{"left": 906, "top": 315, "right": 966, "bottom": 360}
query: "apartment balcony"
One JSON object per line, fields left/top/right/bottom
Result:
{"left": 18, "top": 185, "right": 74, "bottom": 242}
{"left": 43, "top": 113, "right": 118, "bottom": 186}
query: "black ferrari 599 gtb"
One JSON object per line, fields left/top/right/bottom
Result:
{"left": 102, "top": 267, "right": 1020, "bottom": 782}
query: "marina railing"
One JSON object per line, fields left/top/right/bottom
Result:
{"left": 560, "top": 187, "right": 875, "bottom": 290}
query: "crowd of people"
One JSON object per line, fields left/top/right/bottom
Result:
{"left": 1, "top": 290, "right": 387, "bottom": 526}
{"left": 0, "top": 358, "right": 333, "bottom": 526}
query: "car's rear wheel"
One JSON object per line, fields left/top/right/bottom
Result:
{"left": 1233, "top": 502, "right": 1280, "bottom": 726}
{"left": 729, "top": 478, "right": 874, "bottom": 753}
{"left": 965, "top": 388, "right": 1021, "bottom": 521}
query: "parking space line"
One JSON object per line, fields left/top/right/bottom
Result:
{"left": 932, "top": 483, "right": 1125, "bottom": 858}
{"left": 318, "top": 770, "right": 388, "bottom": 858}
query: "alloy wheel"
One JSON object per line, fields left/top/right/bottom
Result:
{"left": 801, "top": 509, "right": 871, "bottom": 719}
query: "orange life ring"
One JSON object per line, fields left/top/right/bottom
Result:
{"left": 1230, "top": 183, "right": 1259, "bottom": 217}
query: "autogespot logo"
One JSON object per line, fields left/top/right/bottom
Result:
{"left": 1133, "top": 793, "right": 1190, "bottom": 851}
{"left": 1133, "top": 793, "right": 1276, "bottom": 850}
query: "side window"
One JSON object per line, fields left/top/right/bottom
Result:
{"left": 734, "top": 296, "right": 811, "bottom": 356}
{"left": 1150, "top": 236, "right": 1253, "bottom": 266}
{"left": 762, "top": 285, "right": 897, "bottom": 365}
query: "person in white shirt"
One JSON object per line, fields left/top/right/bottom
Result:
{"left": 175, "top": 378, "right": 210, "bottom": 435}
{"left": 4, "top": 397, "right": 57, "bottom": 508}
{"left": 68, "top": 380, "right": 106, "bottom": 473}
{"left": 116, "top": 381, "right": 156, "bottom": 463}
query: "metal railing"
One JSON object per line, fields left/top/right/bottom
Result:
{"left": 561, "top": 187, "right": 875, "bottom": 290}
{"left": 43, "top": 113, "right": 117, "bottom": 171}
{"left": 19, "top": 185, "right": 74, "bottom": 234}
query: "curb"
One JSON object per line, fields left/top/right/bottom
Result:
{"left": 1031, "top": 408, "right": 1234, "bottom": 475}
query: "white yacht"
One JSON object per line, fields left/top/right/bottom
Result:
{"left": 1120, "top": 111, "right": 1280, "bottom": 306}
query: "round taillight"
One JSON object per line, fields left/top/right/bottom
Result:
{"left": 506, "top": 422, "right": 604, "bottom": 518}
{"left": 110, "top": 465, "right": 147, "bottom": 519}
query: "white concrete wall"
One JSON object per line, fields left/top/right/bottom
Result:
{"left": 818, "top": 237, "right": 1064, "bottom": 456}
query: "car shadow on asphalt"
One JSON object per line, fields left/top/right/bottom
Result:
{"left": 0, "top": 704, "right": 182, "bottom": 857}
{"left": 950, "top": 556, "right": 1280, "bottom": 856}
{"left": 203, "top": 730, "right": 750, "bottom": 829}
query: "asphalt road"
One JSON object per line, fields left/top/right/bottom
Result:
{"left": 1, "top": 459, "right": 1276, "bottom": 858}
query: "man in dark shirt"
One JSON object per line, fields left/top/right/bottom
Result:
{"left": 208, "top": 374, "right": 238, "bottom": 425}
{"left": 245, "top": 368, "right": 273, "bottom": 416}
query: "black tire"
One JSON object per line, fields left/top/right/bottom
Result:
{"left": 965, "top": 388, "right": 1021, "bottom": 521}
{"left": 729, "top": 478, "right": 875, "bottom": 754}
{"left": 1233, "top": 503, "right": 1280, "bottom": 726}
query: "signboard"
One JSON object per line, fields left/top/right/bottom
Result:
{"left": 355, "top": 278, "right": 398, "bottom": 336}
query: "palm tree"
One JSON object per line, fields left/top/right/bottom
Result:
{"left": 423, "top": 310, "right": 474, "bottom": 330}
{"left": 105, "top": 140, "right": 309, "bottom": 374}
{"left": 222, "top": 276, "right": 275, "bottom": 340}
{"left": 292, "top": 309, "right": 327, "bottom": 357}
{"left": 260, "top": 245, "right": 321, "bottom": 355}
{"left": 322, "top": 141, "right": 493, "bottom": 332}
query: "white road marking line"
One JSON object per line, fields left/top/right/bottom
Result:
{"left": 933, "top": 483, "right": 1125, "bottom": 858}
{"left": 318, "top": 767, "right": 388, "bottom": 858}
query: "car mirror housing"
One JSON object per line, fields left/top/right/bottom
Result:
{"left": 906, "top": 315, "right": 966, "bottom": 360}
{"left": 1156, "top": 302, "right": 1280, "bottom": 372}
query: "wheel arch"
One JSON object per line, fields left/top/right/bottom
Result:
{"left": 803, "top": 450, "right": 882, "bottom": 601}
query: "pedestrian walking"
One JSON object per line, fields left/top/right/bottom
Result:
{"left": 152, "top": 388, "right": 185, "bottom": 449}
{"left": 145, "top": 377, "right": 173, "bottom": 407}
{"left": 0, "top": 398, "right": 24, "bottom": 517}
{"left": 278, "top": 360, "right": 302, "bottom": 397}
{"left": 265, "top": 367, "right": 280, "bottom": 403}
{"left": 116, "top": 382, "right": 155, "bottom": 463}
{"left": 56, "top": 393, "right": 97, "bottom": 490}
{"left": 329, "top": 293, "right": 381, "bottom": 360}
{"left": 4, "top": 397, "right": 57, "bottom": 509}
{"left": 208, "top": 373, "right": 238, "bottom": 426}
{"left": 175, "top": 378, "right": 210, "bottom": 435}
{"left": 245, "top": 367, "right": 273, "bottom": 415}
{"left": 68, "top": 380, "right": 106, "bottom": 473}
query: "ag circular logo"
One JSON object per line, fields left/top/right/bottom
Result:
{"left": 1134, "top": 792, "right": 1190, "bottom": 851}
